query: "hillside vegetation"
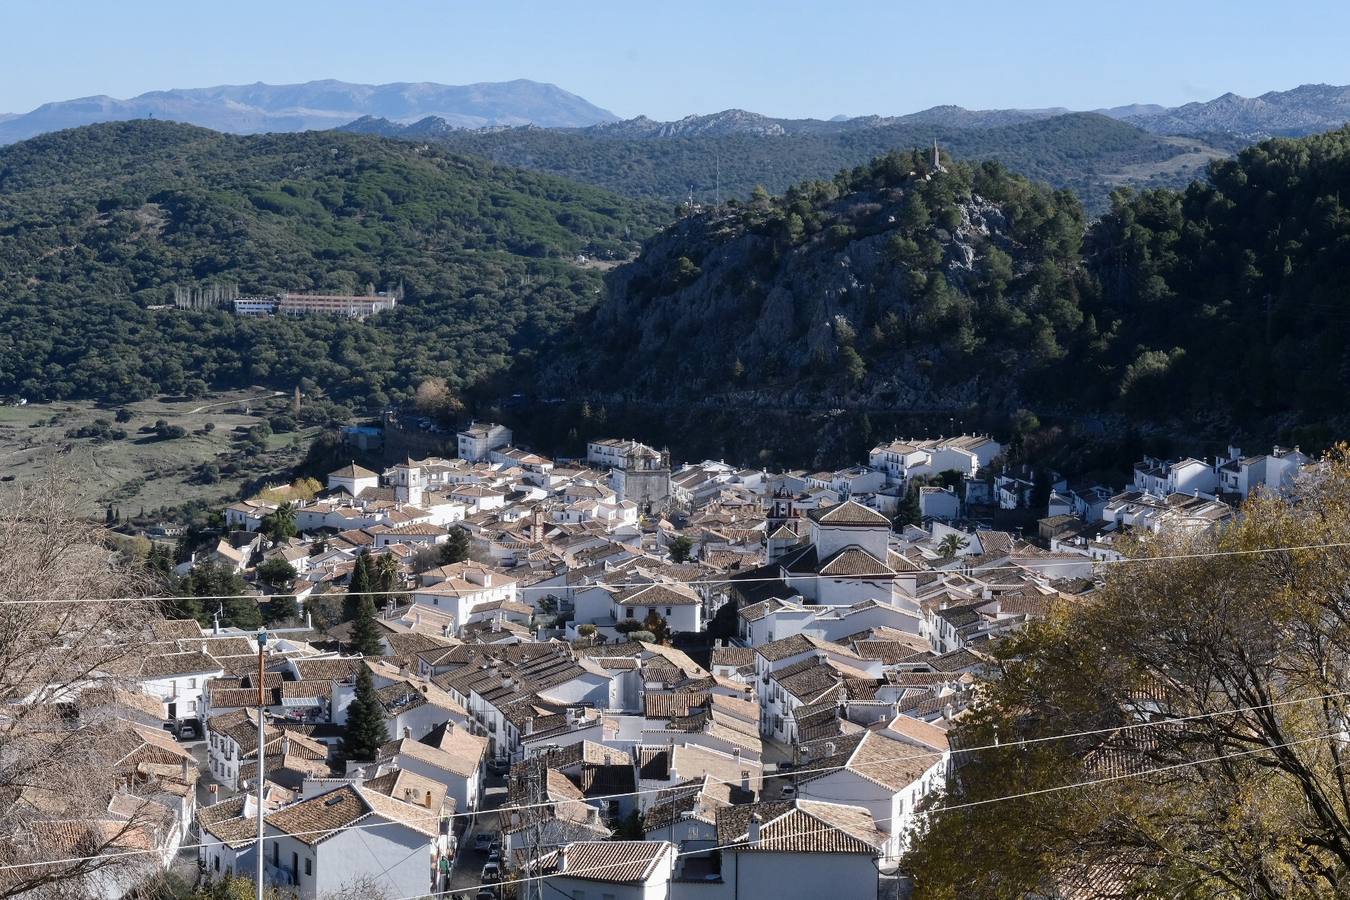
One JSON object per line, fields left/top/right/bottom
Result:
{"left": 537, "top": 126, "right": 1350, "bottom": 442}
{"left": 540, "top": 150, "right": 1089, "bottom": 412}
{"left": 0, "top": 121, "right": 661, "bottom": 405}
{"left": 364, "top": 112, "right": 1223, "bottom": 214}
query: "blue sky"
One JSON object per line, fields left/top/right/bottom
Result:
{"left": 2, "top": 0, "right": 1348, "bottom": 119}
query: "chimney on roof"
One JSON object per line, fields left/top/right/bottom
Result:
{"left": 403, "top": 726, "right": 412, "bottom": 740}
{"left": 748, "top": 813, "right": 762, "bottom": 846}
{"left": 558, "top": 845, "right": 569, "bottom": 872}
{"left": 425, "top": 790, "right": 433, "bottom": 808}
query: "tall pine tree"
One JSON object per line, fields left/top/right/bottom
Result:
{"left": 895, "top": 483, "right": 923, "bottom": 529}
{"left": 344, "top": 551, "right": 372, "bottom": 621}
{"left": 350, "top": 593, "right": 384, "bottom": 657}
{"left": 344, "top": 666, "right": 388, "bottom": 761}
{"left": 439, "top": 527, "right": 470, "bottom": 565}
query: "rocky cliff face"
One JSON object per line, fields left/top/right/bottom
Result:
{"left": 542, "top": 151, "right": 1089, "bottom": 417}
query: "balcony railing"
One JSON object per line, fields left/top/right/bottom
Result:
{"left": 265, "top": 861, "right": 296, "bottom": 886}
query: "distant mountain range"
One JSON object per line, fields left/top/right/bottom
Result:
{"left": 340, "top": 109, "right": 1227, "bottom": 215}
{"left": 7, "top": 81, "right": 1350, "bottom": 148}
{"left": 338, "top": 83, "right": 1350, "bottom": 145}
{"left": 0, "top": 79, "right": 618, "bottom": 144}
{"left": 1119, "top": 83, "right": 1350, "bottom": 139}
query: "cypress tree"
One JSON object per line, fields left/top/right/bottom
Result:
{"left": 895, "top": 483, "right": 923, "bottom": 529}
{"left": 344, "top": 552, "right": 372, "bottom": 621}
{"left": 344, "top": 666, "right": 388, "bottom": 761}
{"left": 350, "top": 593, "right": 384, "bottom": 657}
{"left": 439, "top": 527, "right": 470, "bottom": 565}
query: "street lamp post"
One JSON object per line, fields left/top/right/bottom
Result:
{"left": 255, "top": 628, "right": 269, "bottom": 900}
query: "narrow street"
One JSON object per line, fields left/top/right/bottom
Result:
{"left": 445, "top": 773, "right": 509, "bottom": 897}
{"left": 169, "top": 738, "right": 211, "bottom": 890}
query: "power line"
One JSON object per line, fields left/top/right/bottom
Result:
{"left": 387, "top": 729, "right": 1342, "bottom": 900}
{"left": 0, "top": 693, "right": 1344, "bottom": 874}
{"left": 10, "top": 539, "right": 1350, "bottom": 605}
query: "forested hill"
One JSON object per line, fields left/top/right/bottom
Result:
{"left": 539, "top": 151, "right": 1092, "bottom": 416}
{"left": 0, "top": 121, "right": 662, "bottom": 404}
{"left": 536, "top": 126, "right": 1350, "bottom": 443}
{"left": 349, "top": 112, "right": 1226, "bottom": 215}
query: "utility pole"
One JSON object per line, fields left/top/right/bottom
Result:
{"left": 255, "top": 628, "right": 269, "bottom": 900}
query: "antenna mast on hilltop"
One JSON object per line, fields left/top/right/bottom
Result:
{"left": 715, "top": 149, "right": 721, "bottom": 207}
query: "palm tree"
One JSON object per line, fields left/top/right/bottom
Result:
{"left": 375, "top": 552, "right": 402, "bottom": 601}
{"left": 265, "top": 501, "right": 297, "bottom": 543}
{"left": 938, "top": 533, "right": 969, "bottom": 559}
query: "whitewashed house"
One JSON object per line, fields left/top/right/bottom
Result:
{"left": 262, "top": 784, "right": 440, "bottom": 899}
{"left": 457, "top": 422, "right": 513, "bottom": 461}
{"left": 795, "top": 728, "right": 948, "bottom": 861}
{"left": 327, "top": 463, "right": 379, "bottom": 498}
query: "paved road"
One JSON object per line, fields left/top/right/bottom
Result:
{"left": 446, "top": 776, "right": 508, "bottom": 897}
{"left": 169, "top": 738, "right": 211, "bottom": 890}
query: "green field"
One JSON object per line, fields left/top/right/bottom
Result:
{"left": 0, "top": 390, "right": 319, "bottom": 517}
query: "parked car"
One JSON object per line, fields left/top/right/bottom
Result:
{"left": 475, "top": 890, "right": 497, "bottom": 900}
{"left": 487, "top": 849, "right": 501, "bottom": 864}
{"left": 472, "top": 833, "right": 493, "bottom": 852}
{"left": 780, "top": 784, "right": 797, "bottom": 799}
{"left": 481, "top": 862, "right": 500, "bottom": 882}
{"left": 176, "top": 723, "right": 198, "bottom": 741}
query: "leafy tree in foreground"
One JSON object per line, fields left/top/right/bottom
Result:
{"left": 905, "top": 447, "right": 1350, "bottom": 899}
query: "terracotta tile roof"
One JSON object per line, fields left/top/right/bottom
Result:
{"left": 139, "top": 651, "right": 222, "bottom": 679}
{"left": 330, "top": 463, "right": 378, "bottom": 478}
{"left": 643, "top": 691, "right": 710, "bottom": 719}
{"left": 776, "top": 662, "right": 844, "bottom": 705}
{"left": 929, "top": 648, "right": 988, "bottom": 673}
{"left": 711, "top": 646, "right": 755, "bottom": 667}
{"left": 194, "top": 636, "right": 259, "bottom": 657}
{"left": 77, "top": 687, "right": 165, "bottom": 720}
{"left": 833, "top": 730, "right": 941, "bottom": 792}
{"left": 671, "top": 744, "right": 762, "bottom": 792}
{"left": 354, "top": 784, "right": 441, "bottom": 838}
{"left": 265, "top": 785, "right": 370, "bottom": 845}
{"left": 376, "top": 732, "right": 486, "bottom": 779}
{"left": 613, "top": 583, "right": 700, "bottom": 607}
{"left": 150, "top": 619, "right": 204, "bottom": 640}
{"left": 534, "top": 840, "right": 671, "bottom": 883}
{"left": 278, "top": 680, "right": 330, "bottom": 701}
{"left": 817, "top": 547, "right": 894, "bottom": 577}
{"left": 210, "top": 687, "right": 265, "bottom": 709}
{"left": 290, "top": 657, "right": 363, "bottom": 683}
{"left": 196, "top": 796, "right": 260, "bottom": 849}
{"left": 852, "top": 640, "right": 930, "bottom": 664}
{"left": 754, "top": 633, "right": 817, "bottom": 663}
{"left": 884, "top": 714, "right": 951, "bottom": 752}
{"left": 717, "top": 799, "right": 884, "bottom": 854}
{"left": 807, "top": 501, "right": 891, "bottom": 527}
